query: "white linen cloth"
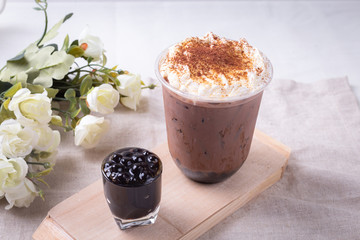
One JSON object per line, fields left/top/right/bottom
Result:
{"left": 0, "top": 77, "right": 359, "bottom": 239}
{"left": 201, "top": 77, "right": 360, "bottom": 240}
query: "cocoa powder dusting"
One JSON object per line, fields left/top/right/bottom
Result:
{"left": 166, "top": 36, "right": 256, "bottom": 85}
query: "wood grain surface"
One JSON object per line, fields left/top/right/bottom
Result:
{"left": 33, "top": 130, "right": 290, "bottom": 240}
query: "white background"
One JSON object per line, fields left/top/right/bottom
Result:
{"left": 1, "top": 0, "right": 360, "bottom": 102}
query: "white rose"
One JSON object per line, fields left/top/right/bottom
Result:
{"left": 8, "top": 88, "right": 52, "bottom": 126}
{"left": 0, "top": 156, "right": 28, "bottom": 197}
{"left": 33, "top": 125, "right": 60, "bottom": 152}
{"left": 86, "top": 84, "right": 119, "bottom": 114}
{"left": 0, "top": 119, "right": 38, "bottom": 158}
{"left": 79, "top": 26, "right": 104, "bottom": 62}
{"left": 117, "top": 73, "right": 142, "bottom": 110}
{"left": 74, "top": 115, "right": 109, "bottom": 149}
{"left": 3, "top": 178, "right": 38, "bottom": 210}
{"left": 26, "top": 125, "right": 60, "bottom": 172}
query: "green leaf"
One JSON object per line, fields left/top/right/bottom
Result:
{"left": 3, "top": 98, "right": 10, "bottom": 110}
{"left": 26, "top": 84, "right": 44, "bottom": 94}
{"left": 71, "top": 108, "right": 81, "bottom": 118}
{"left": 61, "top": 34, "right": 70, "bottom": 51}
{"left": 87, "top": 57, "right": 94, "bottom": 64}
{"left": 45, "top": 88, "right": 59, "bottom": 98}
{"left": 33, "top": 7, "right": 42, "bottom": 11}
{"left": 38, "top": 13, "right": 74, "bottom": 46}
{"left": 5, "top": 44, "right": 74, "bottom": 88}
{"left": 39, "top": 152, "right": 52, "bottom": 159}
{"left": 35, "top": 167, "right": 53, "bottom": 177}
{"left": 0, "top": 81, "right": 13, "bottom": 94}
{"left": 80, "top": 99, "right": 90, "bottom": 115}
{"left": 80, "top": 75, "right": 93, "bottom": 96}
{"left": 71, "top": 71, "right": 81, "bottom": 85}
{"left": 63, "top": 13, "right": 73, "bottom": 23}
{"left": 64, "top": 88, "right": 76, "bottom": 100}
{"left": 38, "top": 190, "right": 45, "bottom": 201}
{"left": 102, "top": 53, "right": 107, "bottom": 66}
{"left": 71, "top": 118, "right": 78, "bottom": 129}
{"left": 8, "top": 52, "right": 25, "bottom": 62}
{"left": 114, "top": 78, "right": 120, "bottom": 86}
{"left": 26, "top": 84, "right": 59, "bottom": 99}
{"left": 67, "top": 45, "right": 84, "bottom": 58}
{"left": 4, "top": 82, "right": 22, "bottom": 98}
{"left": 101, "top": 75, "right": 109, "bottom": 83}
{"left": 0, "top": 102, "right": 16, "bottom": 124}
{"left": 70, "top": 40, "right": 79, "bottom": 47}
{"left": 64, "top": 89, "right": 77, "bottom": 113}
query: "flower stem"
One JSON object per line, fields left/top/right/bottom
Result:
{"left": 141, "top": 84, "right": 157, "bottom": 90}
{"left": 51, "top": 107, "right": 70, "bottom": 115}
{"left": 36, "top": 0, "right": 49, "bottom": 46}
{"left": 26, "top": 161, "right": 51, "bottom": 169}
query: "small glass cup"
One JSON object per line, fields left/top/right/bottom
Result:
{"left": 101, "top": 147, "right": 162, "bottom": 230}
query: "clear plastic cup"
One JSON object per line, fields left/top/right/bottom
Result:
{"left": 155, "top": 47, "right": 273, "bottom": 183}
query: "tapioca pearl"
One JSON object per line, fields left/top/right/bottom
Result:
{"left": 110, "top": 154, "right": 121, "bottom": 163}
{"left": 104, "top": 165, "right": 112, "bottom": 172}
{"left": 142, "top": 150, "right": 150, "bottom": 156}
{"left": 132, "top": 148, "right": 142, "bottom": 153}
{"left": 146, "top": 154, "right": 157, "bottom": 163}
{"left": 119, "top": 158, "right": 126, "bottom": 166}
{"left": 136, "top": 155, "right": 146, "bottom": 163}
{"left": 111, "top": 164, "right": 118, "bottom": 172}
{"left": 151, "top": 157, "right": 159, "bottom": 165}
{"left": 139, "top": 172, "right": 146, "bottom": 181}
{"left": 122, "top": 151, "right": 132, "bottom": 157}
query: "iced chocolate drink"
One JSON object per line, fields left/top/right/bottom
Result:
{"left": 155, "top": 33, "right": 272, "bottom": 183}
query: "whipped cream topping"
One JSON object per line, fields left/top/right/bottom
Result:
{"left": 159, "top": 32, "right": 271, "bottom": 98}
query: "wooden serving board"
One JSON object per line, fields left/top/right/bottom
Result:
{"left": 33, "top": 130, "right": 290, "bottom": 240}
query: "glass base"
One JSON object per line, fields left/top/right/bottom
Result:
{"left": 114, "top": 205, "right": 160, "bottom": 230}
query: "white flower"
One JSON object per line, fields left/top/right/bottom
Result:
{"left": 87, "top": 84, "right": 119, "bottom": 114}
{"left": 33, "top": 125, "right": 60, "bottom": 152}
{"left": 28, "top": 125, "right": 60, "bottom": 172}
{"left": 0, "top": 119, "right": 38, "bottom": 158}
{"left": 74, "top": 115, "right": 109, "bottom": 149}
{"left": 0, "top": 156, "right": 38, "bottom": 209}
{"left": 79, "top": 26, "right": 104, "bottom": 62}
{"left": 0, "top": 156, "right": 28, "bottom": 197}
{"left": 3, "top": 178, "right": 38, "bottom": 210}
{"left": 117, "top": 73, "right": 142, "bottom": 110}
{"left": 8, "top": 88, "right": 52, "bottom": 126}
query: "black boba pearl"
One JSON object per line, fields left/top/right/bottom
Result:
{"left": 142, "top": 150, "right": 150, "bottom": 156}
{"left": 110, "top": 154, "right": 121, "bottom": 163}
{"left": 133, "top": 148, "right": 143, "bottom": 153}
{"left": 122, "top": 151, "right": 132, "bottom": 157}
{"left": 119, "top": 158, "right": 126, "bottom": 166}
{"left": 103, "top": 147, "right": 161, "bottom": 185}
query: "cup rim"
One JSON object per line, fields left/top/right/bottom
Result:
{"left": 101, "top": 147, "right": 163, "bottom": 188}
{"left": 154, "top": 45, "right": 273, "bottom": 103}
